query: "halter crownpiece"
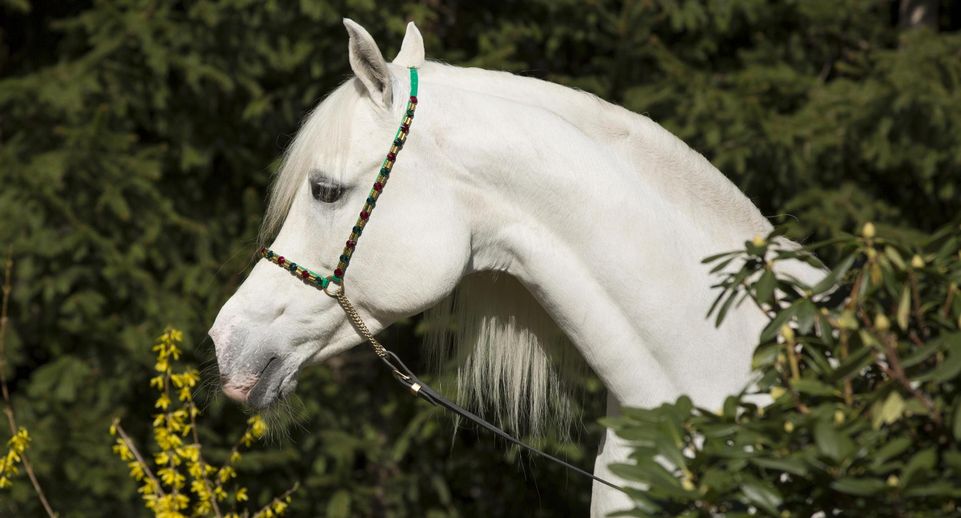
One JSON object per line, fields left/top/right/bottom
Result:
{"left": 259, "top": 66, "right": 419, "bottom": 289}
{"left": 256, "top": 66, "right": 624, "bottom": 493}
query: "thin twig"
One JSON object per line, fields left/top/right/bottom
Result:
{"left": 0, "top": 251, "right": 57, "bottom": 517}
{"left": 113, "top": 422, "right": 167, "bottom": 498}
{"left": 908, "top": 272, "right": 929, "bottom": 337}
{"left": 940, "top": 282, "right": 955, "bottom": 318}
{"left": 190, "top": 407, "right": 223, "bottom": 517}
{"left": 250, "top": 481, "right": 300, "bottom": 518}
{"left": 878, "top": 333, "right": 940, "bottom": 426}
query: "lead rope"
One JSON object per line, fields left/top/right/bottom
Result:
{"left": 260, "top": 66, "right": 625, "bottom": 494}
{"left": 330, "top": 286, "right": 626, "bottom": 493}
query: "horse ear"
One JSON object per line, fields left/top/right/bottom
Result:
{"left": 393, "top": 22, "right": 425, "bottom": 67}
{"left": 343, "top": 18, "right": 392, "bottom": 107}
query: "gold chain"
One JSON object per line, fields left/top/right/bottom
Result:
{"left": 333, "top": 290, "right": 388, "bottom": 358}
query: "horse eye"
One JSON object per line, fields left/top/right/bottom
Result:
{"left": 310, "top": 177, "right": 345, "bottom": 203}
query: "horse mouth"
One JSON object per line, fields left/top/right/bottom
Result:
{"left": 245, "top": 356, "right": 298, "bottom": 409}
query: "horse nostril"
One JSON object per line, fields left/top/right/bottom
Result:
{"left": 259, "top": 356, "right": 278, "bottom": 377}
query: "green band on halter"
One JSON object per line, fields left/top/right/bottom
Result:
{"left": 261, "top": 67, "right": 419, "bottom": 288}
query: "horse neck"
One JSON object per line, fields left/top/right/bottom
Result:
{"left": 431, "top": 74, "right": 772, "bottom": 410}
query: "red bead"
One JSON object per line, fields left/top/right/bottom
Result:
{"left": 373, "top": 182, "right": 383, "bottom": 191}
{"left": 346, "top": 240, "right": 356, "bottom": 249}
{"left": 387, "top": 152, "right": 396, "bottom": 161}
{"left": 360, "top": 211, "right": 369, "bottom": 220}
{"left": 334, "top": 268, "right": 344, "bottom": 277}
{"left": 400, "top": 124, "right": 409, "bottom": 132}
{"left": 301, "top": 270, "right": 310, "bottom": 279}
{"left": 277, "top": 256, "right": 285, "bottom": 265}
{"left": 410, "top": 96, "right": 417, "bottom": 104}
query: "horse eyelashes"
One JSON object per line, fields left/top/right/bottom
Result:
{"left": 310, "top": 178, "right": 345, "bottom": 203}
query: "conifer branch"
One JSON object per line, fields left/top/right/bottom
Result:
{"left": 0, "top": 251, "right": 58, "bottom": 517}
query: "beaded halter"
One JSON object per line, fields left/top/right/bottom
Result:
{"left": 259, "top": 66, "right": 419, "bottom": 290}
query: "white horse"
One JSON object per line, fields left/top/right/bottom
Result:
{"left": 210, "top": 20, "right": 823, "bottom": 516}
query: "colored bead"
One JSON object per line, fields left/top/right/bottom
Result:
{"left": 301, "top": 270, "right": 310, "bottom": 279}
{"left": 394, "top": 138, "right": 403, "bottom": 147}
{"left": 410, "top": 96, "right": 417, "bottom": 104}
{"left": 381, "top": 167, "right": 390, "bottom": 175}
{"left": 288, "top": 263, "right": 297, "bottom": 272}
{"left": 277, "top": 256, "right": 285, "bottom": 266}
{"left": 387, "top": 152, "right": 396, "bottom": 161}
{"left": 346, "top": 240, "right": 356, "bottom": 249}
{"left": 266, "top": 250, "right": 274, "bottom": 259}
{"left": 353, "top": 226, "right": 363, "bottom": 234}
{"left": 406, "top": 109, "right": 414, "bottom": 117}
{"left": 339, "top": 254, "right": 350, "bottom": 262}
{"left": 401, "top": 124, "right": 409, "bottom": 132}
{"left": 373, "top": 182, "right": 383, "bottom": 192}
{"left": 360, "top": 210, "right": 370, "bottom": 220}
{"left": 366, "top": 196, "right": 376, "bottom": 205}
{"left": 334, "top": 268, "right": 344, "bottom": 277}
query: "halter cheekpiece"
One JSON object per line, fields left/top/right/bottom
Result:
{"left": 259, "top": 67, "right": 419, "bottom": 289}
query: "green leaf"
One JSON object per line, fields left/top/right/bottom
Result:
{"left": 326, "top": 490, "right": 351, "bottom": 518}
{"left": 740, "top": 478, "right": 782, "bottom": 515}
{"left": 831, "top": 477, "right": 886, "bottom": 496}
{"left": 702, "top": 250, "right": 739, "bottom": 264}
{"left": 872, "top": 436, "right": 912, "bottom": 468}
{"left": 874, "top": 391, "right": 906, "bottom": 428}
{"left": 811, "top": 253, "right": 856, "bottom": 294}
{"left": 884, "top": 246, "right": 906, "bottom": 270}
{"left": 755, "top": 269, "right": 776, "bottom": 306}
{"left": 830, "top": 345, "right": 875, "bottom": 381}
{"left": 609, "top": 461, "right": 681, "bottom": 490}
{"left": 792, "top": 378, "right": 837, "bottom": 397}
{"left": 760, "top": 302, "right": 801, "bottom": 342}
{"left": 815, "top": 419, "right": 854, "bottom": 462}
{"left": 901, "top": 448, "right": 936, "bottom": 488}
{"left": 901, "top": 335, "right": 949, "bottom": 367}
{"left": 916, "top": 347, "right": 961, "bottom": 383}
{"left": 750, "top": 457, "right": 809, "bottom": 477}
{"left": 796, "top": 299, "right": 818, "bottom": 334}
{"left": 904, "top": 480, "right": 961, "bottom": 498}
{"left": 715, "top": 288, "right": 739, "bottom": 327}
{"left": 897, "top": 284, "right": 911, "bottom": 330}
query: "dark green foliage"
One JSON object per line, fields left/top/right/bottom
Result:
{"left": 0, "top": 0, "right": 959, "bottom": 516}
{"left": 606, "top": 222, "right": 961, "bottom": 516}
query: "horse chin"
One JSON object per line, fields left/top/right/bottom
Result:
{"left": 244, "top": 361, "right": 301, "bottom": 410}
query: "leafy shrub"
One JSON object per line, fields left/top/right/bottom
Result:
{"left": 606, "top": 222, "right": 961, "bottom": 516}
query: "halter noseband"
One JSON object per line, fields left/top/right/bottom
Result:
{"left": 256, "top": 67, "right": 623, "bottom": 493}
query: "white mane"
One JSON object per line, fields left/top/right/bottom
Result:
{"left": 260, "top": 61, "right": 773, "bottom": 437}
{"left": 261, "top": 80, "right": 362, "bottom": 240}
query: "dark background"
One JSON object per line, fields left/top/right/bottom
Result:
{"left": 1, "top": 0, "right": 959, "bottom": 515}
